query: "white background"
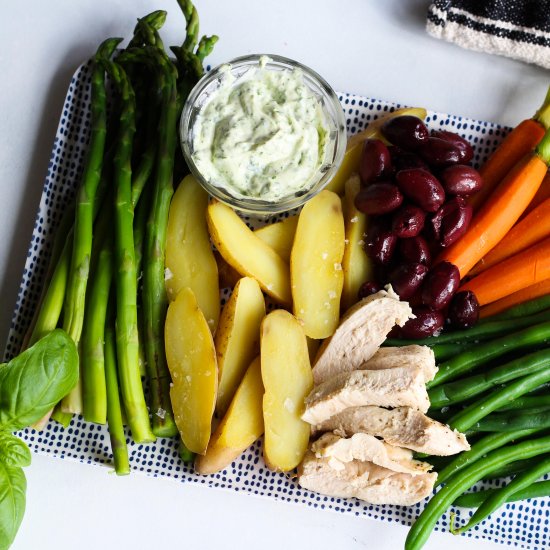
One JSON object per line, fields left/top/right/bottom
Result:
{"left": 1, "top": 1, "right": 548, "bottom": 549}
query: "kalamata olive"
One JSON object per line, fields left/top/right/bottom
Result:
{"left": 421, "top": 261, "right": 460, "bottom": 310}
{"left": 419, "top": 137, "right": 462, "bottom": 168}
{"left": 389, "top": 146, "right": 429, "bottom": 172}
{"left": 357, "top": 281, "right": 382, "bottom": 300}
{"left": 395, "top": 168, "right": 445, "bottom": 212}
{"left": 391, "top": 204, "right": 426, "bottom": 238}
{"left": 359, "top": 139, "right": 392, "bottom": 185}
{"left": 389, "top": 263, "right": 429, "bottom": 300}
{"left": 430, "top": 196, "right": 473, "bottom": 248}
{"left": 366, "top": 222, "right": 398, "bottom": 265}
{"left": 432, "top": 130, "right": 474, "bottom": 163}
{"left": 400, "top": 307, "right": 445, "bottom": 338}
{"left": 354, "top": 182, "right": 403, "bottom": 215}
{"left": 381, "top": 116, "right": 429, "bottom": 150}
{"left": 440, "top": 164, "right": 483, "bottom": 196}
{"left": 398, "top": 236, "right": 432, "bottom": 266}
{"left": 447, "top": 291, "right": 479, "bottom": 329}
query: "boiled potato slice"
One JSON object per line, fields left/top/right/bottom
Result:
{"left": 165, "top": 287, "right": 217, "bottom": 455}
{"left": 326, "top": 107, "right": 428, "bottom": 195}
{"left": 207, "top": 201, "right": 291, "bottom": 306}
{"left": 291, "top": 190, "right": 345, "bottom": 339}
{"left": 215, "top": 277, "right": 266, "bottom": 416}
{"left": 254, "top": 215, "right": 298, "bottom": 262}
{"left": 166, "top": 175, "right": 220, "bottom": 332}
{"left": 195, "top": 356, "right": 264, "bottom": 475}
{"left": 261, "top": 310, "right": 313, "bottom": 472}
{"left": 341, "top": 174, "right": 375, "bottom": 311}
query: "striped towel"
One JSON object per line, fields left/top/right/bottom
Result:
{"left": 427, "top": 0, "right": 550, "bottom": 69}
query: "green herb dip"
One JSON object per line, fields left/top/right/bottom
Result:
{"left": 191, "top": 56, "right": 329, "bottom": 201}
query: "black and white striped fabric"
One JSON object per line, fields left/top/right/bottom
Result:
{"left": 427, "top": 0, "right": 550, "bottom": 69}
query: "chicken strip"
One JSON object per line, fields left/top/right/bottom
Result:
{"left": 302, "top": 366, "right": 430, "bottom": 425}
{"left": 312, "top": 287, "right": 413, "bottom": 385}
{"left": 298, "top": 451, "right": 437, "bottom": 506}
{"left": 313, "top": 406, "right": 470, "bottom": 456}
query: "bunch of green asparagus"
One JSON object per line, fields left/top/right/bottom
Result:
{"left": 24, "top": 1, "right": 218, "bottom": 474}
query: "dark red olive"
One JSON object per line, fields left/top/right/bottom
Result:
{"left": 398, "top": 236, "right": 431, "bottom": 266}
{"left": 359, "top": 139, "right": 392, "bottom": 185}
{"left": 419, "top": 137, "right": 462, "bottom": 168}
{"left": 389, "top": 146, "right": 429, "bottom": 172}
{"left": 447, "top": 291, "right": 479, "bottom": 329}
{"left": 391, "top": 204, "right": 426, "bottom": 238}
{"left": 421, "top": 261, "right": 460, "bottom": 310}
{"left": 358, "top": 281, "right": 382, "bottom": 300}
{"left": 389, "top": 263, "right": 429, "bottom": 301}
{"left": 400, "top": 307, "right": 445, "bottom": 338}
{"left": 431, "top": 197, "right": 473, "bottom": 248}
{"left": 381, "top": 116, "right": 429, "bottom": 150}
{"left": 395, "top": 168, "right": 446, "bottom": 213}
{"left": 354, "top": 182, "right": 403, "bottom": 215}
{"left": 432, "top": 130, "right": 474, "bottom": 163}
{"left": 366, "top": 222, "right": 398, "bottom": 265}
{"left": 440, "top": 164, "right": 483, "bottom": 196}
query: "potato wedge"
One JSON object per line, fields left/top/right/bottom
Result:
{"left": 165, "top": 287, "right": 217, "bottom": 455}
{"left": 166, "top": 175, "right": 220, "bottom": 332}
{"left": 291, "top": 190, "right": 345, "bottom": 339}
{"left": 341, "top": 174, "right": 375, "bottom": 311}
{"left": 215, "top": 277, "right": 266, "bottom": 416}
{"left": 195, "top": 356, "right": 264, "bottom": 475}
{"left": 326, "top": 107, "right": 428, "bottom": 195}
{"left": 207, "top": 200, "right": 291, "bottom": 306}
{"left": 261, "top": 310, "right": 313, "bottom": 472}
{"left": 254, "top": 215, "right": 298, "bottom": 262}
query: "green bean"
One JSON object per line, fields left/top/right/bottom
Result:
{"left": 480, "top": 295, "right": 550, "bottom": 323}
{"left": 454, "top": 480, "right": 550, "bottom": 508}
{"left": 431, "top": 342, "right": 471, "bottom": 362}
{"left": 429, "top": 321, "right": 550, "bottom": 389}
{"left": 498, "top": 395, "right": 550, "bottom": 411}
{"left": 429, "top": 345, "right": 550, "bottom": 406}
{"left": 405, "top": 435, "right": 550, "bottom": 550}
{"left": 453, "top": 456, "right": 550, "bottom": 533}
{"left": 482, "top": 457, "right": 541, "bottom": 480}
{"left": 468, "top": 408, "right": 550, "bottom": 434}
{"left": 448, "top": 362, "right": 550, "bottom": 433}
{"left": 436, "top": 430, "right": 537, "bottom": 486}
{"left": 385, "top": 308, "right": 550, "bottom": 349}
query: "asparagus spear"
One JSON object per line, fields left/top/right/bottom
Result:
{"left": 61, "top": 38, "right": 121, "bottom": 413}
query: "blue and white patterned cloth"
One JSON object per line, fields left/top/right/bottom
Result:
{"left": 427, "top": 0, "right": 550, "bottom": 69}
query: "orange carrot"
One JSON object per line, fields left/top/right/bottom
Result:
{"left": 480, "top": 279, "right": 550, "bottom": 318}
{"left": 469, "top": 119, "right": 545, "bottom": 211}
{"left": 470, "top": 198, "right": 550, "bottom": 276}
{"left": 438, "top": 150, "right": 548, "bottom": 278}
{"left": 460, "top": 237, "right": 550, "bottom": 305}
{"left": 522, "top": 171, "right": 550, "bottom": 218}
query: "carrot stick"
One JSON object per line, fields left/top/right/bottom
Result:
{"left": 522, "top": 171, "right": 550, "bottom": 218}
{"left": 460, "top": 237, "right": 550, "bottom": 305}
{"left": 438, "top": 144, "right": 549, "bottom": 278}
{"left": 480, "top": 279, "right": 550, "bottom": 318}
{"left": 469, "top": 86, "right": 550, "bottom": 212}
{"left": 470, "top": 198, "right": 550, "bottom": 276}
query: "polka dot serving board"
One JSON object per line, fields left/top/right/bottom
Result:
{"left": 4, "top": 60, "right": 549, "bottom": 550}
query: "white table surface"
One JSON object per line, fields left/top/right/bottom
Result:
{"left": 1, "top": 1, "right": 548, "bottom": 549}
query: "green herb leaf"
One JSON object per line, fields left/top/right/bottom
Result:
{"left": 0, "top": 435, "right": 31, "bottom": 468}
{"left": 0, "top": 330, "right": 78, "bottom": 431}
{"left": 0, "top": 463, "right": 25, "bottom": 550}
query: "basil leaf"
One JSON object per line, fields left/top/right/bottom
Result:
{"left": 0, "top": 435, "right": 31, "bottom": 468}
{"left": 0, "top": 330, "right": 78, "bottom": 431}
{"left": 0, "top": 463, "right": 25, "bottom": 550}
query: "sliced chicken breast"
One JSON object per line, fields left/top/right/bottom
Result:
{"left": 313, "top": 406, "right": 470, "bottom": 456}
{"left": 311, "top": 432, "right": 432, "bottom": 475}
{"left": 302, "top": 366, "right": 430, "bottom": 425}
{"left": 361, "top": 345, "right": 437, "bottom": 383}
{"left": 298, "top": 451, "right": 437, "bottom": 506}
{"left": 312, "top": 287, "right": 413, "bottom": 385}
